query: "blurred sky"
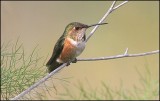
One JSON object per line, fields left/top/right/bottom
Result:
{"left": 1, "top": 1, "right": 159, "bottom": 99}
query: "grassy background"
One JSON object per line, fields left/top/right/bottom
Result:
{"left": 1, "top": 1, "right": 159, "bottom": 100}
{"left": 1, "top": 39, "right": 47, "bottom": 100}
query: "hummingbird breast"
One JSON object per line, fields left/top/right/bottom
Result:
{"left": 57, "top": 37, "right": 86, "bottom": 63}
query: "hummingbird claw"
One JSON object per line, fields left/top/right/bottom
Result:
{"left": 66, "top": 62, "right": 70, "bottom": 66}
{"left": 66, "top": 58, "right": 77, "bottom": 67}
{"left": 72, "top": 58, "right": 77, "bottom": 63}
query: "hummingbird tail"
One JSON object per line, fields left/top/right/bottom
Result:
{"left": 46, "top": 61, "right": 63, "bottom": 73}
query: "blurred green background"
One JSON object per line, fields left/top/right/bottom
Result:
{"left": 1, "top": 1, "right": 159, "bottom": 99}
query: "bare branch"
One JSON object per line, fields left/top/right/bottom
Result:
{"left": 86, "top": 1, "right": 128, "bottom": 42}
{"left": 10, "top": 63, "right": 67, "bottom": 100}
{"left": 124, "top": 48, "right": 128, "bottom": 55}
{"left": 112, "top": 1, "right": 128, "bottom": 11}
{"left": 78, "top": 50, "right": 159, "bottom": 61}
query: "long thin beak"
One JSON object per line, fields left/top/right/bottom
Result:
{"left": 87, "top": 23, "right": 108, "bottom": 28}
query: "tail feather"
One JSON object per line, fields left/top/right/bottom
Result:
{"left": 46, "top": 60, "right": 63, "bottom": 73}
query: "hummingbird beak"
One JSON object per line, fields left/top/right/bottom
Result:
{"left": 87, "top": 23, "right": 108, "bottom": 28}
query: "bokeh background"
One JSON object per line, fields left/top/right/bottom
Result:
{"left": 1, "top": 1, "right": 159, "bottom": 99}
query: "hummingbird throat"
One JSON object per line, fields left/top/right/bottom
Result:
{"left": 69, "top": 28, "right": 86, "bottom": 42}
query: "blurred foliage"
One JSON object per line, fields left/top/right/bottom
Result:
{"left": 58, "top": 66, "right": 159, "bottom": 100}
{"left": 1, "top": 39, "right": 47, "bottom": 100}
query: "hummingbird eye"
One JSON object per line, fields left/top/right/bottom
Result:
{"left": 74, "top": 27, "right": 81, "bottom": 30}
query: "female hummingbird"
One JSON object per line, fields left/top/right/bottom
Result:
{"left": 46, "top": 22, "right": 107, "bottom": 73}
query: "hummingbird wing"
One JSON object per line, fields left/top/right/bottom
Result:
{"left": 46, "top": 35, "right": 65, "bottom": 72}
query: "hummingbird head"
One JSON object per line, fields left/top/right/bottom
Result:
{"left": 64, "top": 22, "right": 107, "bottom": 42}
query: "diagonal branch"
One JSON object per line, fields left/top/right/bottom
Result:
{"left": 10, "top": 63, "right": 67, "bottom": 100}
{"left": 86, "top": 1, "right": 128, "bottom": 42}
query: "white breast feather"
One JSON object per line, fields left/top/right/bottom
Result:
{"left": 67, "top": 38, "right": 86, "bottom": 56}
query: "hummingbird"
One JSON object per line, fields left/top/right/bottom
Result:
{"left": 46, "top": 22, "right": 107, "bottom": 73}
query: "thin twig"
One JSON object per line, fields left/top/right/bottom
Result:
{"left": 86, "top": 1, "right": 128, "bottom": 42}
{"left": 77, "top": 50, "right": 159, "bottom": 61}
{"left": 10, "top": 63, "right": 67, "bottom": 100}
{"left": 112, "top": 1, "right": 128, "bottom": 10}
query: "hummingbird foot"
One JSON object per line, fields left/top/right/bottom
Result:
{"left": 72, "top": 58, "right": 77, "bottom": 63}
{"left": 66, "top": 62, "right": 71, "bottom": 66}
{"left": 66, "top": 58, "right": 77, "bottom": 66}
